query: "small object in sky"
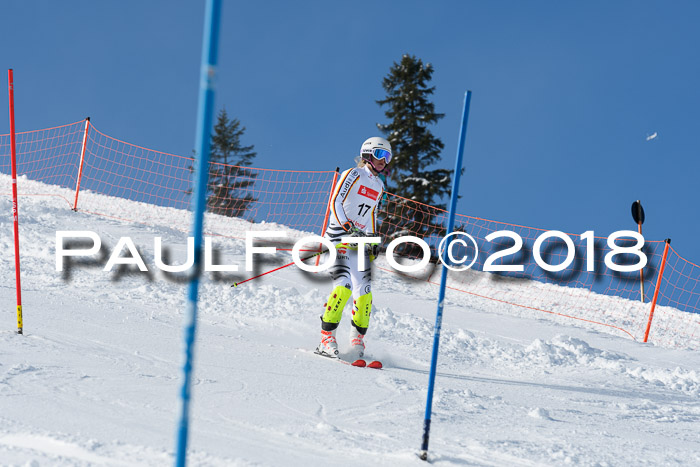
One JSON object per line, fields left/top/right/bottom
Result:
{"left": 646, "top": 132, "right": 658, "bottom": 141}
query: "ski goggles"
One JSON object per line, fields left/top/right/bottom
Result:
{"left": 366, "top": 148, "right": 392, "bottom": 163}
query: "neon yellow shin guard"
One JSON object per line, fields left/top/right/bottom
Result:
{"left": 352, "top": 292, "right": 372, "bottom": 331}
{"left": 322, "top": 286, "right": 352, "bottom": 324}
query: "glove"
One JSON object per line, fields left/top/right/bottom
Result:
{"left": 342, "top": 221, "right": 365, "bottom": 237}
{"left": 367, "top": 242, "right": 379, "bottom": 261}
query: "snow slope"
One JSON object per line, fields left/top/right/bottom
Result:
{"left": 1, "top": 176, "right": 699, "bottom": 466}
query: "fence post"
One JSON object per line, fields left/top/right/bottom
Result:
{"left": 631, "top": 200, "right": 646, "bottom": 302}
{"left": 637, "top": 219, "right": 645, "bottom": 302}
{"left": 643, "top": 238, "right": 671, "bottom": 343}
{"left": 73, "top": 117, "right": 91, "bottom": 211}
{"left": 315, "top": 167, "right": 339, "bottom": 267}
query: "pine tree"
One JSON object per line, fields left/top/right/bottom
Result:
{"left": 376, "top": 54, "right": 451, "bottom": 255}
{"left": 207, "top": 109, "right": 258, "bottom": 219}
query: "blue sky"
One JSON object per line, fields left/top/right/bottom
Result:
{"left": 2, "top": 1, "right": 699, "bottom": 262}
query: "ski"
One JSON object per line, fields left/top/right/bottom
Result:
{"left": 312, "top": 349, "right": 383, "bottom": 369}
{"left": 367, "top": 360, "right": 383, "bottom": 369}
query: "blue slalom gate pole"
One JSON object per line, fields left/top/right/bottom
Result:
{"left": 175, "top": 0, "right": 222, "bottom": 466}
{"left": 420, "top": 90, "right": 472, "bottom": 461}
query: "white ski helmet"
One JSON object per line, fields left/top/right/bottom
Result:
{"left": 360, "top": 136, "right": 392, "bottom": 164}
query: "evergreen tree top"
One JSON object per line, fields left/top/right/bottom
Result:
{"left": 376, "top": 54, "right": 449, "bottom": 208}
{"left": 211, "top": 108, "right": 256, "bottom": 167}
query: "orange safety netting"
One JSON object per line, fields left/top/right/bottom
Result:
{"left": 0, "top": 120, "right": 86, "bottom": 206}
{"left": 75, "top": 124, "right": 336, "bottom": 238}
{"left": 377, "top": 193, "right": 699, "bottom": 348}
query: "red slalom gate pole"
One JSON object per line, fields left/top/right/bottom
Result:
{"left": 8, "top": 69, "right": 23, "bottom": 334}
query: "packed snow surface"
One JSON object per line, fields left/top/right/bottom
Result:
{"left": 1, "top": 176, "right": 699, "bottom": 466}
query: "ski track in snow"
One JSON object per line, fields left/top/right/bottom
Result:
{"left": 0, "top": 175, "right": 699, "bottom": 466}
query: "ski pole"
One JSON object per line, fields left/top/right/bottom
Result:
{"left": 231, "top": 249, "right": 325, "bottom": 288}
{"left": 231, "top": 230, "right": 370, "bottom": 288}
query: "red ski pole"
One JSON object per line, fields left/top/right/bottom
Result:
{"left": 231, "top": 250, "right": 325, "bottom": 288}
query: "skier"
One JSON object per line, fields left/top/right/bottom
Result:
{"left": 315, "top": 137, "right": 392, "bottom": 358}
